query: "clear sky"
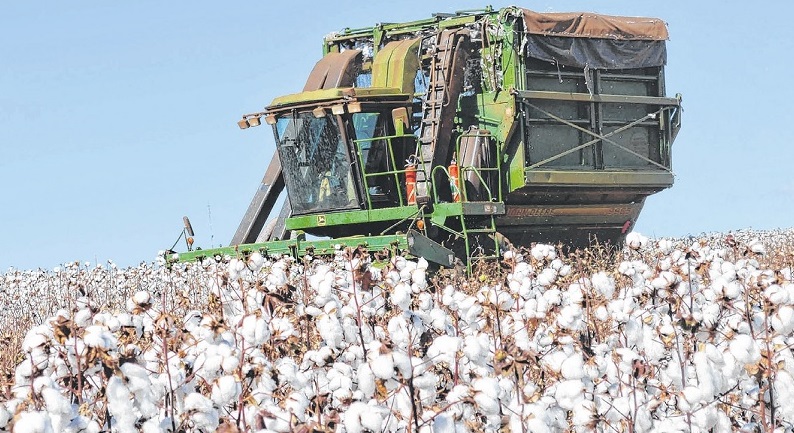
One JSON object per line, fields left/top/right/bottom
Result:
{"left": 3, "top": 1, "right": 793, "bottom": 270}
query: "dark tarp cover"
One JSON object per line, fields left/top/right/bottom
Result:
{"left": 520, "top": 9, "right": 668, "bottom": 70}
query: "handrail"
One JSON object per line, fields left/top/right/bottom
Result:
{"left": 454, "top": 130, "right": 502, "bottom": 203}
{"left": 353, "top": 134, "right": 424, "bottom": 209}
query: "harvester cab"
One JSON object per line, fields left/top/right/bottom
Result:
{"left": 170, "top": 6, "right": 682, "bottom": 270}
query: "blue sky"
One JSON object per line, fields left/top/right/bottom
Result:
{"left": 3, "top": 1, "right": 793, "bottom": 270}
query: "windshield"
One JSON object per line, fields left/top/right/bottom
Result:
{"left": 275, "top": 112, "right": 358, "bottom": 214}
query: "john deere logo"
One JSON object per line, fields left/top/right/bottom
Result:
{"left": 317, "top": 215, "right": 326, "bottom": 226}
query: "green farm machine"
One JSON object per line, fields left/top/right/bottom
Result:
{"left": 170, "top": 6, "right": 681, "bottom": 269}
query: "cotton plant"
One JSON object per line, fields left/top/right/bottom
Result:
{"left": 2, "top": 231, "right": 794, "bottom": 431}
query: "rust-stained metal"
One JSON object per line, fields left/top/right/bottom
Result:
{"left": 303, "top": 49, "right": 362, "bottom": 91}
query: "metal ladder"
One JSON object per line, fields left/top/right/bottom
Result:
{"left": 415, "top": 29, "right": 467, "bottom": 199}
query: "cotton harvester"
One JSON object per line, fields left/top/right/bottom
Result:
{"left": 169, "top": 6, "right": 681, "bottom": 269}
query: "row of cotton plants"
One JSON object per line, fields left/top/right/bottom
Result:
{"left": 2, "top": 230, "right": 794, "bottom": 432}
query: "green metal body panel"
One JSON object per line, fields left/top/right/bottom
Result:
{"left": 170, "top": 230, "right": 454, "bottom": 267}
{"left": 285, "top": 206, "right": 420, "bottom": 231}
{"left": 371, "top": 38, "right": 421, "bottom": 93}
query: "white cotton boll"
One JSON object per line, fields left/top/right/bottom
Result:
{"left": 427, "top": 335, "right": 461, "bottom": 366}
{"left": 772, "top": 305, "right": 794, "bottom": 335}
{"left": 464, "top": 333, "right": 490, "bottom": 366}
{"left": 120, "top": 362, "right": 156, "bottom": 414}
{"left": 491, "top": 289, "right": 514, "bottom": 310}
{"left": 41, "top": 388, "right": 70, "bottom": 415}
{"left": 371, "top": 353, "right": 395, "bottom": 380}
{"left": 270, "top": 317, "right": 295, "bottom": 340}
{"left": 386, "top": 270, "right": 401, "bottom": 286}
{"left": 730, "top": 334, "right": 761, "bottom": 365}
{"left": 0, "top": 405, "right": 9, "bottom": 429}
{"left": 391, "top": 351, "right": 413, "bottom": 379}
{"left": 391, "top": 282, "right": 412, "bottom": 310}
{"left": 557, "top": 304, "right": 584, "bottom": 331}
{"left": 571, "top": 399, "right": 596, "bottom": 427}
{"left": 721, "top": 279, "right": 742, "bottom": 299}
{"left": 537, "top": 268, "right": 558, "bottom": 286}
{"left": 304, "top": 305, "right": 323, "bottom": 317}
{"left": 182, "top": 310, "right": 201, "bottom": 334}
{"left": 625, "top": 232, "right": 648, "bottom": 250}
{"left": 560, "top": 354, "right": 585, "bottom": 380}
{"left": 83, "top": 325, "right": 117, "bottom": 350}
{"left": 285, "top": 392, "right": 310, "bottom": 422}
{"left": 701, "top": 301, "right": 721, "bottom": 329}
{"left": 682, "top": 385, "right": 702, "bottom": 409}
{"left": 360, "top": 407, "right": 385, "bottom": 432}
{"left": 748, "top": 239, "right": 766, "bottom": 255}
{"left": 542, "top": 350, "right": 568, "bottom": 375}
{"left": 22, "top": 325, "right": 51, "bottom": 352}
{"left": 531, "top": 244, "right": 557, "bottom": 261}
{"left": 429, "top": 308, "right": 448, "bottom": 331}
{"left": 719, "top": 260, "right": 737, "bottom": 279}
{"left": 211, "top": 375, "right": 240, "bottom": 407}
{"left": 591, "top": 272, "right": 615, "bottom": 298}
{"left": 411, "top": 268, "right": 427, "bottom": 290}
{"left": 566, "top": 284, "right": 584, "bottom": 305}
{"left": 227, "top": 258, "right": 244, "bottom": 280}
{"left": 247, "top": 252, "right": 265, "bottom": 270}
{"left": 33, "top": 376, "right": 54, "bottom": 395}
{"left": 523, "top": 298, "right": 538, "bottom": 318}
{"left": 657, "top": 239, "right": 674, "bottom": 254}
{"left": 268, "top": 266, "right": 288, "bottom": 287}
{"left": 651, "top": 270, "right": 678, "bottom": 290}
{"left": 393, "top": 256, "right": 407, "bottom": 271}
{"left": 387, "top": 315, "right": 409, "bottom": 347}
{"left": 417, "top": 292, "right": 433, "bottom": 311}
{"left": 542, "top": 288, "right": 561, "bottom": 306}
{"left": 255, "top": 405, "right": 287, "bottom": 432}
{"left": 316, "top": 275, "right": 334, "bottom": 298}
{"left": 221, "top": 354, "right": 240, "bottom": 373}
{"left": 764, "top": 284, "right": 789, "bottom": 305}
{"left": 12, "top": 411, "right": 54, "bottom": 433}
{"left": 554, "top": 379, "right": 585, "bottom": 410}
{"left": 184, "top": 391, "right": 216, "bottom": 412}
{"left": 473, "top": 377, "right": 501, "bottom": 415}
{"left": 773, "top": 370, "right": 794, "bottom": 421}
{"left": 239, "top": 315, "right": 270, "bottom": 346}
{"left": 106, "top": 376, "right": 136, "bottom": 432}
{"left": 132, "top": 290, "right": 151, "bottom": 306}
{"left": 594, "top": 305, "right": 609, "bottom": 322}
{"left": 432, "top": 413, "right": 457, "bottom": 433}
{"left": 343, "top": 402, "right": 367, "bottom": 433}
{"left": 357, "top": 363, "right": 375, "bottom": 398}
{"left": 693, "top": 352, "right": 722, "bottom": 401}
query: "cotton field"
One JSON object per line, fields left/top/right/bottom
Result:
{"left": 2, "top": 230, "right": 794, "bottom": 432}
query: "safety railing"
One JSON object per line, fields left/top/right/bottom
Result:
{"left": 429, "top": 130, "right": 502, "bottom": 204}
{"left": 353, "top": 134, "right": 425, "bottom": 209}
